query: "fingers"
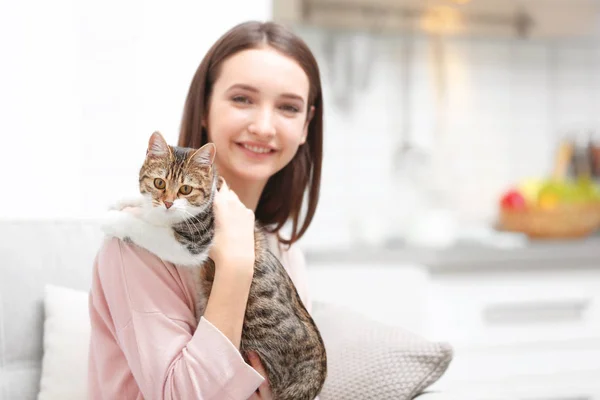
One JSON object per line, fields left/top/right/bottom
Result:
{"left": 245, "top": 352, "right": 265, "bottom": 398}
{"left": 247, "top": 352, "right": 266, "bottom": 377}
{"left": 217, "top": 176, "right": 226, "bottom": 191}
{"left": 248, "top": 352, "right": 270, "bottom": 391}
{"left": 247, "top": 352, "right": 272, "bottom": 399}
{"left": 214, "top": 179, "right": 252, "bottom": 215}
{"left": 215, "top": 179, "right": 238, "bottom": 201}
{"left": 218, "top": 177, "right": 228, "bottom": 192}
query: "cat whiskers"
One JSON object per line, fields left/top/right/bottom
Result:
{"left": 177, "top": 209, "right": 207, "bottom": 237}
{"left": 177, "top": 211, "right": 201, "bottom": 237}
{"left": 187, "top": 211, "right": 211, "bottom": 234}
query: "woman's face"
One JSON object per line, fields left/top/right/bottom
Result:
{"left": 205, "top": 46, "right": 311, "bottom": 185}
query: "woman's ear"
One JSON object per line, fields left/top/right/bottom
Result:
{"left": 301, "top": 105, "right": 315, "bottom": 144}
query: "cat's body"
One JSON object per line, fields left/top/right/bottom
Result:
{"left": 101, "top": 132, "right": 327, "bottom": 400}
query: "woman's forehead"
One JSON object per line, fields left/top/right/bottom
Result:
{"left": 216, "top": 47, "right": 310, "bottom": 99}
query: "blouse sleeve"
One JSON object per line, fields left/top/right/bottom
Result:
{"left": 89, "top": 238, "right": 264, "bottom": 400}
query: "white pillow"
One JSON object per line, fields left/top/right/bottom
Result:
{"left": 38, "top": 284, "right": 90, "bottom": 400}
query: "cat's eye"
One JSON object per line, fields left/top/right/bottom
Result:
{"left": 179, "top": 185, "right": 193, "bottom": 195}
{"left": 154, "top": 178, "right": 166, "bottom": 190}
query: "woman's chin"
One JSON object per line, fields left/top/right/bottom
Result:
{"left": 231, "top": 164, "right": 278, "bottom": 183}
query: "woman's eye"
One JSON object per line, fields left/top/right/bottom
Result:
{"left": 232, "top": 95, "right": 251, "bottom": 104}
{"left": 280, "top": 104, "right": 300, "bottom": 113}
{"left": 179, "top": 185, "right": 193, "bottom": 195}
{"left": 154, "top": 178, "right": 166, "bottom": 190}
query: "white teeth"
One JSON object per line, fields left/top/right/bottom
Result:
{"left": 242, "top": 144, "right": 272, "bottom": 154}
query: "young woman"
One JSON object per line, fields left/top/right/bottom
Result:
{"left": 88, "top": 20, "right": 324, "bottom": 400}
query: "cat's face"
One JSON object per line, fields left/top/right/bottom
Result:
{"left": 138, "top": 132, "right": 216, "bottom": 223}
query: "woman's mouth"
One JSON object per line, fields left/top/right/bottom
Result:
{"left": 237, "top": 142, "right": 276, "bottom": 157}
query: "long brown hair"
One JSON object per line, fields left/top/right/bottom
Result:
{"left": 178, "top": 21, "right": 323, "bottom": 247}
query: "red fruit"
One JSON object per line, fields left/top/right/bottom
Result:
{"left": 500, "top": 190, "right": 527, "bottom": 210}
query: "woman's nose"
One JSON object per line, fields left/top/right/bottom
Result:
{"left": 249, "top": 107, "right": 276, "bottom": 137}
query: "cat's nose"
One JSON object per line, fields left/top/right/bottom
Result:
{"left": 164, "top": 201, "right": 173, "bottom": 209}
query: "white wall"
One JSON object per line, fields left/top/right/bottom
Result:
{"left": 0, "top": 0, "right": 272, "bottom": 220}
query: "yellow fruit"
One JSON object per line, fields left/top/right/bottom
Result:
{"left": 538, "top": 192, "right": 559, "bottom": 210}
{"left": 517, "top": 179, "right": 544, "bottom": 205}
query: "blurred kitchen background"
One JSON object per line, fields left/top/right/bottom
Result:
{"left": 3, "top": 0, "right": 600, "bottom": 398}
{"left": 3, "top": 0, "right": 600, "bottom": 249}
{"left": 286, "top": 0, "right": 600, "bottom": 251}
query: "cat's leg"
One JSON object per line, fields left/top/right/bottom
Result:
{"left": 100, "top": 209, "right": 140, "bottom": 242}
{"left": 193, "top": 259, "right": 215, "bottom": 321}
{"left": 108, "top": 195, "right": 148, "bottom": 213}
{"left": 101, "top": 210, "right": 206, "bottom": 267}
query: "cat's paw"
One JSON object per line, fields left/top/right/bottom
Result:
{"left": 109, "top": 195, "right": 146, "bottom": 213}
{"left": 100, "top": 209, "right": 135, "bottom": 240}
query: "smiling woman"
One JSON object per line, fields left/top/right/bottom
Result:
{"left": 89, "top": 20, "right": 326, "bottom": 400}
{"left": 179, "top": 22, "right": 323, "bottom": 246}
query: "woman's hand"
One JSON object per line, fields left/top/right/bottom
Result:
{"left": 209, "top": 179, "right": 256, "bottom": 273}
{"left": 247, "top": 351, "right": 273, "bottom": 400}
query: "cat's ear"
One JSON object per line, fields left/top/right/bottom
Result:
{"left": 190, "top": 143, "right": 216, "bottom": 167}
{"left": 147, "top": 131, "right": 170, "bottom": 157}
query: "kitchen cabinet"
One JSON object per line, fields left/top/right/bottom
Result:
{"left": 306, "top": 238, "right": 600, "bottom": 399}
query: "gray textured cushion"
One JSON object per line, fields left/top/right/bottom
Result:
{"left": 312, "top": 302, "right": 453, "bottom": 400}
{"left": 0, "top": 220, "right": 103, "bottom": 400}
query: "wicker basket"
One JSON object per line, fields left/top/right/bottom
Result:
{"left": 498, "top": 203, "right": 600, "bottom": 239}
{"left": 498, "top": 140, "right": 600, "bottom": 239}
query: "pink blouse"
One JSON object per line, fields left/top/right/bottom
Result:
{"left": 88, "top": 236, "right": 317, "bottom": 400}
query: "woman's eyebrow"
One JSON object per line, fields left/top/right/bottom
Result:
{"left": 227, "top": 83, "right": 258, "bottom": 92}
{"left": 281, "top": 93, "right": 305, "bottom": 104}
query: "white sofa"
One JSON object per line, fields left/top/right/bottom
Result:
{"left": 0, "top": 219, "right": 463, "bottom": 400}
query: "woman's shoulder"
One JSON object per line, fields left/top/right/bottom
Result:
{"left": 95, "top": 236, "right": 168, "bottom": 275}
{"left": 264, "top": 233, "right": 306, "bottom": 271}
{"left": 93, "top": 237, "right": 197, "bottom": 318}
{"left": 281, "top": 242, "right": 306, "bottom": 271}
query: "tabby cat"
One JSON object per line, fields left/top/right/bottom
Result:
{"left": 101, "top": 131, "right": 327, "bottom": 400}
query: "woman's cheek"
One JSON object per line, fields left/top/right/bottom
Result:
{"left": 280, "top": 118, "right": 307, "bottom": 144}
{"left": 211, "top": 108, "right": 246, "bottom": 141}
{"left": 227, "top": 107, "right": 255, "bottom": 129}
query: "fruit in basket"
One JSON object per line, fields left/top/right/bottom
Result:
{"left": 500, "top": 189, "right": 527, "bottom": 210}
{"left": 537, "top": 191, "right": 559, "bottom": 210}
{"left": 502, "top": 177, "right": 600, "bottom": 212}
{"left": 575, "top": 176, "right": 600, "bottom": 201}
{"left": 499, "top": 140, "right": 600, "bottom": 238}
{"left": 536, "top": 178, "right": 600, "bottom": 209}
{"left": 536, "top": 182, "right": 568, "bottom": 210}
{"left": 517, "top": 179, "right": 544, "bottom": 206}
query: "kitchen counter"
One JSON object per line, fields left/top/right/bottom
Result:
{"left": 304, "top": 236, "right": 600, "bottom": 274}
